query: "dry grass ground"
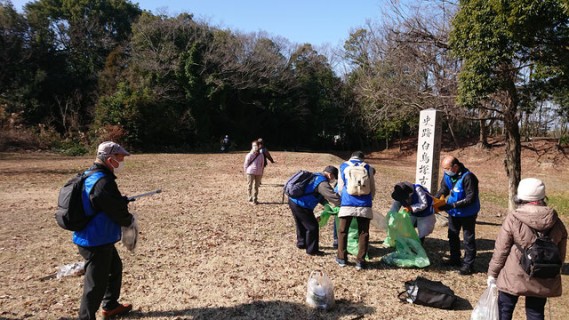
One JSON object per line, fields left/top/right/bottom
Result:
{"left": 1, "top": 143, "right": 568, "bottom": 319}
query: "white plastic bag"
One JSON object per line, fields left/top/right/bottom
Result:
{"left": 306, "top": 270, "right": 335, "bottom": 310}
{"left": 471, "top": 285, "right": 498, "bottom": 320}
{"left": 56, "top": 261, "right": 85, "bottom": 279}
{"left": 121, "top": 215, "right": 139, "bottom": 252}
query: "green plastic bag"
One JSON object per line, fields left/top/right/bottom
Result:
{"left": 317, "top": 204, "right": 360, "bottom": 257}
{"left": 342, "top": 215, "right": 360, "bottom": 256}
{"left": 318, "top": 204, "right": 339, "bottom": 228}
{"left": 382, "top": 208, "right": 430, "bottom": 268}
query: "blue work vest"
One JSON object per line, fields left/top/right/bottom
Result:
{"left": 290, "top": 173, "right": 328, "bottom": 209}
{"left": 73, "top": 171, "right": 122, "bottom": 247}
{"left": 339, "top": 160, "right": 373, "bottom": 207}
{"left": 444, "top": 171, "right": 480, "bottom": 217}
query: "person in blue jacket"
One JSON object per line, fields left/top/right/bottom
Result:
{"left": 434, "top": 155, "right": 480, "bottom": 276}
{"left": 336, "top": 151, "right": 376, "bottom": 271}
{"left": 390, "top": 181, "right": 436, "bottom": 244}
{"left": 74, "top": 141, "right": 135, "bottom": 319}
{"left": 288, "top": 166, "right": 341, "bottom": 256}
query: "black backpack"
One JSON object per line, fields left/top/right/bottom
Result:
{"left": 399, "top": 276, "right": 457, "bottom": 309}
{"left": 515, "top": 226, "right": 562, "bottom": 278}
{"left": 55, "top": 171, "right": 99, "bottom": 231}
{"left": 283, "top": 170, "right": 314, "bottom": 198}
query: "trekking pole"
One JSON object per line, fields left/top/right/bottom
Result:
{"left": 127, "top": 189, "right": 162, "bottom": 201}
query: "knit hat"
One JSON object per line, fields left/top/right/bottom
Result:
{"left": 516, "top": 178, "right": 546, "bottom": 202}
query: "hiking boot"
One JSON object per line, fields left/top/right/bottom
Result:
{"left": 335, "top": 257, "right": 346, "bottom": 267}
{"left": 308, "top": 250, "right": 325, "bottom": 256}
{"left": 458, "top": 265, "right": 474, "bottom": 276}
{"left": 355, "top": 261, "right": 366, "bottom": 271}
{"left": 101, "top": 303, "right": 132, "bottom": 318}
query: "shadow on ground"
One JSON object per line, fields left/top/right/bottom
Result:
{"left": 119, "top": 299, "right": 375, "bottom": 320}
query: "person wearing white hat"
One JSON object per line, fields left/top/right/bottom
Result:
{"left": 73, "top": 141, "right": 135, "bottom": 319}
{"left": 487, "top": 178, "right": 567, "bottom": 320}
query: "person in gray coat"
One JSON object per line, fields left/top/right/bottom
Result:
{"left": 487, "top": 178, "right": 567, "bottom": 320}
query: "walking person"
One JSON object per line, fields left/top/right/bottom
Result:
{"left": 74, "top": 141, "right": 135, "bottom": 319}
{"left": 434, "top": 155, "right": 480, "bottom": 275}
{"left": 335, "top": 151, "right": 376, "bottom": 270}
{"left": 288, "top": 166, "right": 340, "bottom": 255}
{"left": 243, "top": 140, "right": 264, "bottom": 204}
{"left": 390, "top": 181, "right": 436, "bottom": 244}
{"left": 487, "top": 178, "right": 567, "bottom": 320}
{"left": 257, "top": 138, "right": 274, "bottom": 167}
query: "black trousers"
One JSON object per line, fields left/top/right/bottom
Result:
{"left": 498, "top": 291, "right": 547, "bottom": 320}
{"left": 78, "top": 243, "right": 123, "bottom": 320}
{"left": 288, "top": 199, "right": 319, "bottom": 254}
{"left": 447, "top": 214, "right": 477, "bottom": 268}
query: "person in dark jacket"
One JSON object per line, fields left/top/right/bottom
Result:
{"left": 487, "top": 178, "right": 567, "bottom": 320}
{"left": 74, "top": 141, "right": 135, "bottom": 319}
{"left": 434, "top": 155, "right": 480, "bottom": 275}
{"left": 257, "top": 138, "right": 274, "bottom": 167}
{"left": 288, "top": 166, "right": 341, "bottom": 256}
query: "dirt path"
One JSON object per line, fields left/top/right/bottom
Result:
{"left": 0, "top": 149, "right": 567, "bottom": 319}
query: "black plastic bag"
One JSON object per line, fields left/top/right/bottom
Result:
{"left": 399, "top": 276, "right": 456, "bottom": 309}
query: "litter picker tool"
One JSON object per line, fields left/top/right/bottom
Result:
{"left": 127, "top": 189, "right": 162, "bottom": 201}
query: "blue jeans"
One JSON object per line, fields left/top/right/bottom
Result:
{"left": 498, "top": 291, "right": 546, "bottom": 320}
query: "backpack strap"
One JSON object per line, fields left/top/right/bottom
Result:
{"left": 246, "top": 153, "right": 260, "bottom": 168}
{"left": 512, "top": 217, "right": 551, "bottom": 252}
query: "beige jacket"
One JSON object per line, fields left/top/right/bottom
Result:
{"left": 488, "top": 204, "right": 567, "bottom": 297}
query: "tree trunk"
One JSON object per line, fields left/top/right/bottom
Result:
{"left": 446, "top": 119, "right": 460, "bottom": 149}
{"left": 478, "top": 119, "right": 491, "bottom": 149}
{"left": 503, "top": 99, "right": 521, "bottom": 212}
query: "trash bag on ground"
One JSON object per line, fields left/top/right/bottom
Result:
{"left": 383, "top": 209, "right": 419, "bottom": 248}
{"left": 471, "top": 285, "right": 499, "bottom": 320}
{"left": 382, "top": 208, "right": 430, "bottom": 268}
{"left": 306, "top": 270, "right": 335, "bottom": 310}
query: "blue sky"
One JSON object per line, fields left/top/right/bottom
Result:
{"left": 10, "top": 0, "right": 383, "bottom": 47}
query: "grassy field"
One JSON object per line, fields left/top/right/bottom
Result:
{"left": 0, "top": 144, "right": 568, "bottom": 319}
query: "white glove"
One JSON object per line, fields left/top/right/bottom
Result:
{"left": 487, "top": 276, "right": 496, "bottom": 288}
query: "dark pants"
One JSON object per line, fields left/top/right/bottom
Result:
{"left": 288, "top": 200, "right": 319, "bottom": 254}
{"left": 447, "top": 214, "right": 477, "bottom": 268}
{"left": 78, "top": 244, "right": 123, "bottom": 320}
{"left": 333, "top": 219, "right": 338, "bottom": 244}
{"left": 498, "top": 291, "right": 547, "bottom": 320}
{"left": 337, "top": 216, "right": 370, "bottom": 263}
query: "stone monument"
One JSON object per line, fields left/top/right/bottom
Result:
{"left": 415, "top": 109, "right": 442, "bottom": 193}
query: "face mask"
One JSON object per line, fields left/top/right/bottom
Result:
{"left": 110, "top": 157, "right": 125, "bottom": 173}
{"left": 445, "top": 169, "right": 456, "bottom": 177}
